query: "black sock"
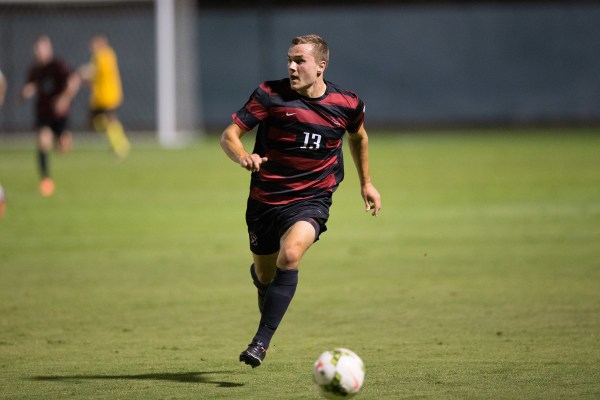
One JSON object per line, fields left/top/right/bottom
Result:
{"left": 250, "top": 264, "right": 270, "bottom": 291}
{"left": 38, "top": 150, "right": 49, "bottom": 178}
{"left": 253, "top": 268, "right": 298, "bottom": 348}
{"left": 251, "top": 264, "right": 270, "bottom": 313}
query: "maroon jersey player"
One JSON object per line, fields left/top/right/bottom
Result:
{"left": 221, "top": 34, "right": 381, "bottom": 368}
{"left": 21, "top": 35, "right": 80, "bottom": 196}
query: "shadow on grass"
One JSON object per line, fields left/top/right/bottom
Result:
{"left": 29, "top": 371, "right": 244, "bottom": 387}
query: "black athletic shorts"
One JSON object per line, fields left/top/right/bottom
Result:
{"left": 36, "top": 117, "right": 68, "bottom": 138}
{"left": 245, "top": 194, "right": 332, "bottom": 255}
{"left": 90, "top": 107, "right": 117, "bottom": 118}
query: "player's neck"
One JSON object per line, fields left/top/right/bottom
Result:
{"left": 297, "top": 79, "right": 326, "bottom": 99}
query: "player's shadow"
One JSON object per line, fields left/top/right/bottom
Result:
{"left": 30, "top": 371, "right": 244, "bottom": 388}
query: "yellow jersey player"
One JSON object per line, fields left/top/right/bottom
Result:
{"left": 80, "top": 34, "right": 130, "bottom": 159}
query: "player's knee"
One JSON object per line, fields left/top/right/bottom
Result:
{"left": 92, "top": 114, "right": 108, "bottom": 132}
{"left": 277, "top": 246, "right": 303, "bottom": 270}
{"left": 58, "top": 132, "right": 73, "bottom": 152}
{"left": 37, "top": 130, "right": 53, "bottom": 151}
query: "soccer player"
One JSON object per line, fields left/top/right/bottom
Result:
{"left": 79, "top": 34, "right": 130, "bottom": 159}
{"left": 0, "top": 69, "right": 6, "bottom": 110}
{"left": 220, "top": 34, "right": 381, "bottom": 368}
{"left": 21, "top": 35, "right": 80, "bottom": 196}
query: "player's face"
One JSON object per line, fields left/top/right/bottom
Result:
{"left": 34, "top": 37, "right": 53, "bottom": 64}
{"left": 287, "top": 44, "right": 325, "bottom": 96}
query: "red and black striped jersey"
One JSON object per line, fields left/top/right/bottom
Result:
{"left": 233, "top": 78, "right": 365, "bottom": 205}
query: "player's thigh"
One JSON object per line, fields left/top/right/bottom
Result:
{"left": 277, "top": 220, "right": 316, "bottom": 270}
{"left": 252, "top": 252, "right": 278, "bottom": 284}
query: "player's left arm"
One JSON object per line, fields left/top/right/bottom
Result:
{"left": 54, "top": 70, "right": 81, "bottom": 116}
{"left": 347, "top": 123, "right": 381, "bottom": 216}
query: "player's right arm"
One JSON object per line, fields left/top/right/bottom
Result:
{"left": 21, "top": 67, "right": 37, "bottom": 101}
{"left": 21, "top": 82, "right": 36, "bottom": 101}
{"left": 220, "top": 122, "right": 268, "bottom": 173}
{"left": 0, "top": 71, "right": 6, "bottom": 108}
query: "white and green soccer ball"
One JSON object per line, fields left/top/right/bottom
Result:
{"left": 312, "top": 348, "right": 365, "bottom": 399}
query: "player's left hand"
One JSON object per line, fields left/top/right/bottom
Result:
{"left": 362, "top": 182, "right": 381, "bottom": 217}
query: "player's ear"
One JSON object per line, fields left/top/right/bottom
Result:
{"left": 317, "top": 61, "right": 326, "bottom": 76}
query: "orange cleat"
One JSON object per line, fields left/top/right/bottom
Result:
{"left": 39, "top": 178, "right": 55, "bottom": 197}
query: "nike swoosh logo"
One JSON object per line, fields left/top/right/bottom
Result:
{"left": 286, "top": 112, "right": 296, "bottom": 116}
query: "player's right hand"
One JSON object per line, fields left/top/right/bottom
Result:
{"left": 240, "top": 153, "right": 268, "bottom": 172}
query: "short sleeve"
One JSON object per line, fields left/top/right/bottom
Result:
{"left": 347, "top": 98, "right": 365, "bottom": 133}
{"left": 232, "top": 82, "right": 271, "bottom": 131}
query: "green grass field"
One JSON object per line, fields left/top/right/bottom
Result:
{"left": 1, "top": 130, "right": 599, "bottom": 399}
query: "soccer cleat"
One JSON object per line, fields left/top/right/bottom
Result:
{"left": 39, "top": 178, "right": 55, "bottom": 197}
{"left": 239, "top": 340, "right": 267, "bottom": 368}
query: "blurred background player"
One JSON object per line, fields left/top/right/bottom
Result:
{"left": 1, "top": 71, "right": 6, "bottom": 216}
{"left": 0, "top": 184, "right": 5, "bottom": 218}
{"left": 1, "top": 71, "right": 7, "bottom": 215}
{"left": 21, "top": 35, "right": 80, "bottom": 197}
{"left": 0, "top": 68, "right": 6, "bottom": 110}
{"left": 79, "top": 34, "right": 130, "bottom": 159}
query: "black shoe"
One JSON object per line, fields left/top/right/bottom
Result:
{"left": 239, "top": 340, "right": 267, "bottom": 368}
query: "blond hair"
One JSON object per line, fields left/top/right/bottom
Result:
{"left": 291, "top": 34, "right": 329, "bottom": 64}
